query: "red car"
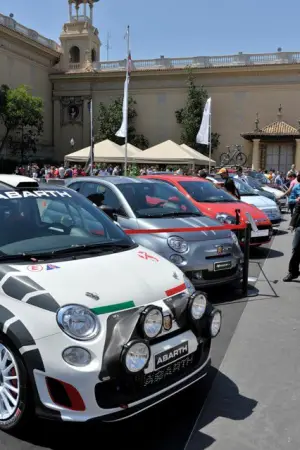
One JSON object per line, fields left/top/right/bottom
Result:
{"left": 140, "top": 175, "right": 272, "bottom": 246}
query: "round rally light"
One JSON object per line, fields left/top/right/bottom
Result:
{"left": 122, "top": 341, "right": 150, "bottom": 373}
{"left": 141, "top": 306, "right": 163, "bottom": 338}
{"left": 190, "top": 293, "right": 207, "bottom": 320}
{"left": 210, "top": 310, "right": 222, "bottom": 337}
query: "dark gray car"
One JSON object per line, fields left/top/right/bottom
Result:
{"left": 66, "top": 177, "right": 244, "bottom": 288}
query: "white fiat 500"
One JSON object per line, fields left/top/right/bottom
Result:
{"left": 0, "top": 175, "right": 221, "bottom": 431}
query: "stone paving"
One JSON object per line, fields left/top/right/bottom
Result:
{"left": 186, "top": 221, "right": 300, "bottom": 450}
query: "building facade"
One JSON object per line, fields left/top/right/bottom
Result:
{"left": 1, "top": 1, "right": 300, "bottom": 171}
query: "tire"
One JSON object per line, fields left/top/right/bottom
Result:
{"left": 220, "top": 153, "right": 230, "bottom": 166}
{"left": 235, "top": 152, "right": 247, "bottom": 166}
{"left": 0, "top": 335, "right": 34, "bottom": 431}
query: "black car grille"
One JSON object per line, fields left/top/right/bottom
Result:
{"left": 202, "top": 266, "right": 237, "bottom": 280}
{"left": 94, "top": 340, "right": 210, "bottom": 409}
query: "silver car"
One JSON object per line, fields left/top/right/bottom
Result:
{"left": 66, "top": 177, "right": 244, "bottom": 288}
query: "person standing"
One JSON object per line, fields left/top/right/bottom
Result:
{"left": 283, "top": 181, "right": 300, "bottom": 281}
{"left": 217, "top": 168, "right": 240, "bottom": 199}
{"left": 279, "top": 172, "right": 298, "bottom": 215}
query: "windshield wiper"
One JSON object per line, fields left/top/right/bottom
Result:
{"left": 0, "top": 253, "right": 40, "bottom": 262}
{"left": 49, "top": 242, "right": 133, "bottom": 256}
{"left": 0, "top": 243, "right": 133, "bottom": 261}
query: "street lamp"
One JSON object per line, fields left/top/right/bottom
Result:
{"left": 70, "top": 138, "right": 75, "bottom": 150}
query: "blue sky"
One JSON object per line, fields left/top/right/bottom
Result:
{"left": 1, "top": 0, "right": 300, "bottom": 61}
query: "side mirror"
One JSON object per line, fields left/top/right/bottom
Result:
{"left": 100, "top": 205, "right": 117, "bottom": 220}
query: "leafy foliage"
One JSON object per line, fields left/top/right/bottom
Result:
{"left": 175, "top": 71, "right": 220, "bottom": 155}
{"left": 94, "top": 96, "right": 149, "bottom": 149}
{"left": 0, "top": 84, "right": 44, "bottom": 154}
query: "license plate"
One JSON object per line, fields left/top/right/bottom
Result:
{"left": 214, "top": 261, "right": 232, "bottom": 271}
{"left": 251, "top": 229, "right": 269, "bottom": 237}
{"left": 154, "top": 341, "right": 189, "bottom": 370}
{"left": 140, "top": 353, "right": 195, "bottom": 387}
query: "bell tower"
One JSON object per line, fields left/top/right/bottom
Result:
{"left": 60, "top": 0, "right": 101, "bottom": 71}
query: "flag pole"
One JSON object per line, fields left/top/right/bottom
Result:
{"left": 124, "top": 25, "right": 130, "bottom": 176}
{"left": 90, "top": 98, "right": 94, "bottom": 176}
{"left": 208, "top": 103, "right": 212, "bottom": 174}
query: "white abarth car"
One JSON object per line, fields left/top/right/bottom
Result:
{"left": 0, "top": 175, "right": 221, "bottom": 431}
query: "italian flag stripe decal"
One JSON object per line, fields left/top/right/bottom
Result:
{"left": 91, "top": 301, "right": 135, "bottom": 315}
{"left": 165, "top": 283, "right": 186, "bottom": 297}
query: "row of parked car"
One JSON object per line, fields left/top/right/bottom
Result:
{"left": 0, "top": 171, "right": 282, "bottom": 429}
{"left": 44, "top": 170, "right": 282, "bottom": 290}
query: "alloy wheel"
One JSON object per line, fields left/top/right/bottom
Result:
{"left": 0, "top": 343, "right": 20, "bottom": 420}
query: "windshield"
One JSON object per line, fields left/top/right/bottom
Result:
{"left": 245, "top": 177, "right": 262, "bottom": 190}
{"left": 178, "top": 180, "right": 238, "bottom": 203}
{"left": 247, "top": 171, "right": 270, "bottom": 185}
{"left": 234, "top": 178, "right": 258, "bottom": 196}
{"left": 117, "top": 182, "right": 202, "bottom": 218}
{"left": 0, "top": 187, "right": 134, "bottom": 258}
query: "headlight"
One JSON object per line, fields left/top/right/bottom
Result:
{"left": 189, "top": 293, "right": 207, "bottom": 320}
{"left": 168, "top": 236, "right": 189, "bottom": 253}
{"left": 140, "top": 306, "right": 163, "bottom": 338}
{"left": 183, "top": 275, "right": 196, "bottom": 295}
{"left": 122, "top": 340, "right": 150, "bottom": 373}
{"left": 210, "top": 310, "right": 222, "bottom": 337}
{"left": 215, "top": 213, "right": 236, "bottom": 224}
{"left": 57, "top": 304, "right": 100, "bottom": 341}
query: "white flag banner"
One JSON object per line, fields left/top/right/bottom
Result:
{"left": 196, "top": 97, "right": 211, "bottom": 145}
{"left": 116, "top": 75, "right": 129, "bottom": 138}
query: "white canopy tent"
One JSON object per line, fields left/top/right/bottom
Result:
{"left": 121, "top": 143, "right": 142, "bottom": 153}
{"left": 64, "top": 139, "right": 137, "bottom": 163}
{"left": 134, "top": 140, "right": 213, "bottom": 165}
{"left": 180, "top": 144, "right": 216, "bottom": 165}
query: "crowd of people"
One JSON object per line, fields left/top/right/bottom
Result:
{"left": 11, "top": 160, "right": 300, "bottom": 284}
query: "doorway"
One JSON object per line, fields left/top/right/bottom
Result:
{"left": 266, "top": 143, "right": 294, "bottom": 173}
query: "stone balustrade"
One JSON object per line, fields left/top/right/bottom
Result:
{"left": 0, "top": 13, "right": 61, "bottom": 52}
{"left": 93, "top": 52, "right": 300, "bottom": 71}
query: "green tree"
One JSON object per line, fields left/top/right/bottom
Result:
{"left": 175, "top": 72, "right": 220, "bottom": 155}
{"left": 0, "top": 84, "right": 44, "bottom": 155}
{"left": 95, "top": 96, "right": 149, "bottom": 149}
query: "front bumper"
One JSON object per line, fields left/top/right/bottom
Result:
{"left": 31, "top": 300, "right": 214, "bottom": 423}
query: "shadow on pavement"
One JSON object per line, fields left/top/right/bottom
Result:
{"left": 7, "top": 370, "right": 214, "bottom": 450}
{"left": 186, "top": 367, "right": 257, "bottom": 450}
{"left": 250, "top": 247, "right": 284, "bottom": 259}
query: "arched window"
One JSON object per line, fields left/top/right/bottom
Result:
{"left": 91, "top": 48, "right": 96, "bottom": 62}
{"left": 69, "top": 46, "right": 80, "bottom": 63}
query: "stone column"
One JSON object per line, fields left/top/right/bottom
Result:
{"left": 295, "top": 139, "right": 300, "bottom": 172}
{"left": 69, "top": 0, "right": 72, "bottom": 21}
{"left": 83, "top": 0, "right": 87, "bottom": 18}
{"left": 252, "top": 139, "right": 260, "bottom": 170}
{"left": 90, "top": 3, "right": 93, "bottom": 23}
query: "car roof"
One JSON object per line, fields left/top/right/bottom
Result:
{"left": 0, "top": 174, "right": 71, "bottom": 192}
{"left": 71, "top": 176, "right": 162, "bottom": 186}
{"left": 143, "top": 175, "right": 210, "bottom": 183}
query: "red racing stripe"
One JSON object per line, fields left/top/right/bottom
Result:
{"left": 165, "top": 283, "right": 186, "bottom": 297}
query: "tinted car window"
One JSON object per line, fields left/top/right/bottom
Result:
{"left": 68, "top": 182, "right": 81, "bottom": 192}
{"left": 117, "top": 182, "right": 202, "bottom": 218}
{"left": 179, "top": 181, "right": 238, "bottom": 203}
{"left": 0, "top": 188, "right": 133, "bottom": 257}
{"left": 81, "top": 182, "right": 122, "bottom": 211}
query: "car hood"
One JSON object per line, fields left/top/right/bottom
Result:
{"left": 193, "top": 201, "right": 267, "bottom": 221}
{"left": 241, "top": 195, "right": 277, "bottom": 208}
{"left": 2, "top": 246, "right": 187, "bottom": 311}
{"left": 135, "top": 215, "right": 231, "bottom": 239}
{"left": 262, "top": 186, "right": 282, "bottom": 197}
